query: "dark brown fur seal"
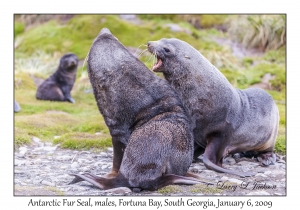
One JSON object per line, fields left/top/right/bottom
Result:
{"left": 69, "top": 28, "right": 209, "bottom": 191}
{"left": 36, "top": 53, "right": 78, "bottom": 103}
{"left": 147, "top": 38, "right": 279, "bottom": 177}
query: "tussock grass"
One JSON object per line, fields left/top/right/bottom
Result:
{"left": 15, "top": 50, "right": 61, "bottom": 76}
{"left": 227, "top": 15, "right": 286, "bottom": 51}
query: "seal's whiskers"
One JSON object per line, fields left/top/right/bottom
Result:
{"left": 137, "top": 49, "right": 148, "bottom": 58}
{"left": 81, "top": 51, "right": 90, "bottom": 72}
{"left": 134, "top": 44, "right": 147, "bottom": 57}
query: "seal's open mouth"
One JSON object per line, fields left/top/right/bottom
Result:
{"left": 153, "top": 57, "right": 163, "bottom": 72}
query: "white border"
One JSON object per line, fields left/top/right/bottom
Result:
{"left": 4, "top": 1, "right": 297, "bottom": 209}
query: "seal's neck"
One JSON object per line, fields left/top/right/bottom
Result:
{"left": 163, "top": 52, "right": 238, "bottom": 110}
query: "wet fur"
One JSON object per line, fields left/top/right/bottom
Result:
{"left": 147, "top": 38, "right": 279, "bottom": 177}
{"left": 69, "top": 28, "right": 208, "bottom": 191}
{"left": 36, "top": 53, "right": 78, "bottom": 103}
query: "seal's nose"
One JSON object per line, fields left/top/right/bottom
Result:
{"left": 99, "top": 28, "right": 111, "bottom": 36}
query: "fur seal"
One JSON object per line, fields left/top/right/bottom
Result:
{"left": 14, "top": 100, "right": 21, "bottom": 112}
{"left": 36, "top": 53, "right": 78, "bottom": 103}
{"left": 69, "top": 28, "right": 209, "bottom": 191}
{"left": 147, "top": 38, "right": 279, "bottom": 177}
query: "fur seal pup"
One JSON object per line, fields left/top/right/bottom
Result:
{"left": 147, "top": 38, "right": 279, "bottom": 177}
{"left": 69, "top": 28, "right": 209, "bottom": 191}
{"left": 36, "top": 53, "right": 78, "bottom": 103}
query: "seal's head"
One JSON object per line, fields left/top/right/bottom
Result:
{"left": 88, "top": 28, "right": 137, "bottom": 79}
{"left": 147, "top": 38, "right": 198, "bottom": 75}
{"left": 59, "top": 53, "right": 78, "bottom": 71}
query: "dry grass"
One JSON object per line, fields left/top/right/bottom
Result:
{"left": 227, "top": 15, "right": 286, "bottom": 51}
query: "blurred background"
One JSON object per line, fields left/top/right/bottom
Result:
{"left": 14, "top": 14, "right": 286, "bottom": 154}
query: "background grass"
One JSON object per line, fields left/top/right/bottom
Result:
{"left": 14, "top": 14, "right": 286, "bottom": 154}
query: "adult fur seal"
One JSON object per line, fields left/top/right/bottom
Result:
{"left": 69, "top": 28, "right": 209, "bottom": 191}
{"left": 14, "top": 100, "right": 21, "bottom": 112}
{"left": 147, "top": 38, "right": 279, "bottom": 177}
{"left": 36, "top": 53, "right": 78, "bottom": 103}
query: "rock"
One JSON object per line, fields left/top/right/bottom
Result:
{"left": 119, "top": 15, "right": 142, "bottom": 25}
{"left": 80, "top": 167, "right": 90, "bottom": 172}
{"left": 93, "top": 161, "right": 104, "bottom": 167}
{"left": 107, "top": 147, "right": 113, "bottom": 152}
{"left": 42, "top": 146, "right": 58, "bottom": 152}
{"left": 45, "top": 142, "right": 53, "bottom": 146}
{"left": 78, "top": 158, "right": 90, "bottom": 164}
{"left": 101, "top": 165, "right": 108, "bottom": 169}
{"left": 34, "top": 159, "right": 42, "bottom": 164}
{"left": 15, "top": 159, "right": 26, "bottom": 166}
{"left": 163, "top": 23, "right": 191, "bottom": 35}
{"left": 255, "top": 173, "right": 268, "bottom": 178}
{"left": 71, "top": 162, "right": 80, "bottom": 169}
{"left": 237, "top": 161, "right": 259, "bottom": 166}
{"left": 221, "top": 176, "right": 229, "bottom": 181}
{"left": 19, "top": 147, "right": 28, "bottom": 152}
{"left": 54, "top": 136, "right": 60, "bottom": 139}
{"left": 33, "top": 146, "right": 57, "bottom": 152}
{"left": 99, "top": 152, "right": 107, "bottom": 156}
{"left": 282, "top": 156, "right": 286, "bottom": 162}
{"left": 103, "top": 187, "right": 132, "bottom": 195}
{"left": 223, "top": 157, "right": 236, "bottom": 165}
{"left": 41, "top": 180, "right": 55, "bottom": 187}
{"left": 32, "top": 137, "right": 44, "bottom": 146}
{"left": 57, "top": 155, "right": 73, "bottom": 161}
{"left": 227, "top": 178, "right": 243, "bottom": 185}
{"left": 18, "top": 150, "right": 27, "bottom": 158}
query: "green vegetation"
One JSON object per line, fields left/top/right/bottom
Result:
{"left": 157, "top": 185, "right": 183, "bottom": 194}
{"left": 14, "top": 14, "right": 285, "bottom": 154}
{"left": 227, "top": 15, "right": 286, "bottom": 51}
{"left": 53, "top": 133, "right": 111, "bottom": 150}
{"left": 190, "top": 183, "right": 222, "bottom": 194}
{"left": 14, "top": 22, "right": 25, "bottom": 37}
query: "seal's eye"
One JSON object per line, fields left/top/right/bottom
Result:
{"left": 163, "top": 48, "right": 170, "bottom": 53}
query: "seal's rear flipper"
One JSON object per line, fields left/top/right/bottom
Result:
{"left": 156, "top": 174, "right": 212, "bottom": 189}
{"left": 185, "top": 172, "right": 214, "bottom": 183}
{"left": 203, "top": 153, "right": 255, "bottom": 178}
{"left": 203, "top": 135, "right": 255, "bottom": 178}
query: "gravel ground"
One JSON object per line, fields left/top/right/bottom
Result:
{"left": 14, "top": 137, "right": 286, "bottom": 196}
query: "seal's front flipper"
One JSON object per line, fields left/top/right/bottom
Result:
{"left": 68, "top": 172, "right": 127, "bottom": 190}
{"left": 69, "top": 173, "right": 105, "bottom": 189}
{"left": 103, "top": 170, "right": 118, "bottom": 178}
{"left": 257, "top": 152, "right": 276, "bottom": 166}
